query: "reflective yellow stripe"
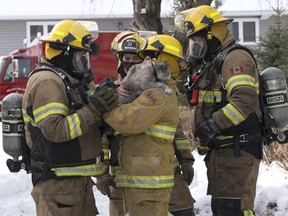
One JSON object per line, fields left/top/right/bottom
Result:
{"left": 244, "top": 210, "right": 255, "bottom": 216}
{"left": 215, "top": 135, "right": 233, "bottom": 140}
{"left": 22, "top": 109, "right": 37, "bottom": 126}
{"left": 33, "top": 102, "right": 69, "bottom": 123}
{"left": 51, "top": 163, "right": 106, "bottom": 176}
{"left": 175, "top": 139, "right": 191, "bottom": 150}
{"left": 222, "top": 103, "right": 245, "bottom": 125}
{"left": 172, "top": 156, "right": 180, "bottom": 168}
{"left": 116, "top": 174, "right": 174, "bottom": 188}
{"left": 111, "top": 165, "right": 120, "bottom": 176}
{"left": 198, "top": 90, "right": 222, "bottom": 103}
{"left": 103, "top": 149, "right": 109, "bottom": 160}
{"left": 66, "top": 113, "right": 82, "bottom": 139}
{"left": 145, "top": 124, "right": 176, "bottom": 140}
{"left": 225, "top": 74, "right": 257, "bottom": 95}
{"left": 113, "top": 131, "right": 120, "bottom": 136}
{"left": 198, "top": 146, "right": 209, "bottom": 151}
{"left": 165, "top": 44, "right": 180, "bottom": 54}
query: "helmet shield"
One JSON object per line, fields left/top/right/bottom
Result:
{"left": 72, "top": 51, "right": 90, "bottom": 73}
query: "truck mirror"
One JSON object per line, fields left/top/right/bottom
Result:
{"left": 90, "top": 42, "right": 99, "bottom": 56}
{"left": 12, "top": 59, "right": 19, "bottom": 78}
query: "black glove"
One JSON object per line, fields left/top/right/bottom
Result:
{"left": 88, "top": 86, "right": 119, "bottom": 115}
{"left": 99, "top": 76, "right": 116, "bottom": 89}
{"left": 96, "top": 173, "right": 113, "bottom": 198}
{"left": 180, "top": 160, "right": 194, "bottom": 185}
{"left": 194, "top": 118, "right": 220, "bottom": 147}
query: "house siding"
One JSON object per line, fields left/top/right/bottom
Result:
{"left": 0, "top": 17, "right": 174, "bottom": 56}
{"left": 0, "top": 20, "right": 26, "bottom": 55}
{"left": 0, "top": 12, "right": 286, "bottom": 56}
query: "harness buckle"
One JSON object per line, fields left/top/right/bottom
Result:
{"left": 239, "top": 133, "right": 249, "bottom": 143}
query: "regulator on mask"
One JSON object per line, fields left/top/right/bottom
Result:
{"left": 260, "top": 67, "right": 288, "bottom": 144}
{"left": 2, "top": 93, "right": 30, "bottom": 173}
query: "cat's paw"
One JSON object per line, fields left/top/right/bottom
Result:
{"left": 165, "top": 86, "right": 172, "bottom": 94}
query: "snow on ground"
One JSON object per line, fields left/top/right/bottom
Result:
{"left": 0, "top": 123, "right": 288, "bottom": 215}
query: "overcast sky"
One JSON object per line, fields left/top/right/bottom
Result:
{"left": 0, "top": 0, "right": 284, "bottom": 17}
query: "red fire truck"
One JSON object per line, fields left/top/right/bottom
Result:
{"left": 0, "top": 32, "right": 119, "bottom": 118}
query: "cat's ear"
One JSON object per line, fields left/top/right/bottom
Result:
{"left": 144, "top": 56, "right": 152, "bottom": 63}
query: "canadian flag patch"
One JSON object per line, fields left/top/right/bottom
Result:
{"left": 230, "top": 66, "right": 244, "bottom": 74}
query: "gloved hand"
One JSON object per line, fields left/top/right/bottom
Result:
{"left": 88, "top": 86, "right": 119, "bottom": 115}
{"left": 180, "top": 160, "right": 194, "bottom": 185}
{"left": 96, "top": 173, "right": 112, "bottom": 198}
{"left": 194, "top": 118, "right": 220, "bottom": 147}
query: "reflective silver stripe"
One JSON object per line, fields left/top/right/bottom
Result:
{"left": 145, "top": 124, "right": 176, "bottom": 140}
{"left": 225, "top": 74, "right": 256, "bottom": 95}
{"left": 222, "top": 103, "right": 245, "bottom": 125}
{"left": 175, "top": 139, "right": 191, "bottom": 150}
{"left": 198, "top": 90, "right": 222, "bottom": 103}
{"left": 52, "top": 162, "right": 105, "bottom": 176}
{"left": 22, "top": 109, "right": 37, "bottom": 126}
{"left": 66, "top": 113, "right": 82, "bottom": 139}
{"left": 33, "top": 102, "right": 69, "bottom": 123}
{"left": 116, "top": 175, "right": 174, "bottom": 188}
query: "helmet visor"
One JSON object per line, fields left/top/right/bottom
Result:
{"left": 72, "top": 51, "right": 90, "bottom": 73}
{"left": 187, "top": 36, "right": 207, "bottom": 59}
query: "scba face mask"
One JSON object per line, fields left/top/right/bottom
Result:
{"left": 72, "top": 51, "right": 90, "bottom": 73}
{"left": 186, "top": 36, "right": 207, "bottom": 68}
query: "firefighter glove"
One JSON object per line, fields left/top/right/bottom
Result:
{"left": 96, "top": 173, "right": 112, "bottom": 198}
{"left": 88, "top": 86, "right": 119, "bottom": 115}
{"left": 194, "top": 118, "right": 220, "bottom": 147}
{"left": 180, "top": 160, "right": 194, "bottom": 185}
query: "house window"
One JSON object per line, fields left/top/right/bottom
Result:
{"left": 228, "top": 18, "right": 259, "bottom": 45}
{"left": 26, "top": 22, "right": 57, "bottom": 45}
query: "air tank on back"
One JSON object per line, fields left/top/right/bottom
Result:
{"left": 260, "top": 67, "right": 288, "bottom": 143}
{"left": 2, "top": 93, "right": 30, "bottom": 172}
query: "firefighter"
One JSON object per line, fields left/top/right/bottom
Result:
{"left": 96, "top": 32, "right": 145, "bottom": 216}
{"left": 102, "top": 32, "right": 180, "bottom": 215}
{"left": 97, "top": 33, "right": 196, "bottom": 216}
{"left": 177, "top": 5, "right": 262, "bottom": 215}
{"left": 139, "top": 34, "right": 196, "bottom": 216}
{"left": 22, "top": 19, "right": 118, "bottom": 216}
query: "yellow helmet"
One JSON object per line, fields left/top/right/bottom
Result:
{"left": 139, "top": 35, "right": 187, "bottom": 78}
{"left": 115, "top": 33, "right": 144, "bottom": 59}
{"left": 41, "top": 20, "right": 98, "bottom": 60}
{"left": 184, "top": 5, "right": 233, "bottom": 40}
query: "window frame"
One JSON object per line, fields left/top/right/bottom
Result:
{"left": 230, "top": 18, "right": 260, "bottom": 45}
{"left": 26, "top": 21, "right": 58, "bottom": 45}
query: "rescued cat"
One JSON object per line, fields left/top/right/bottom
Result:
{"left": 119, "top": 60, "right": 172, "bottom": 104}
